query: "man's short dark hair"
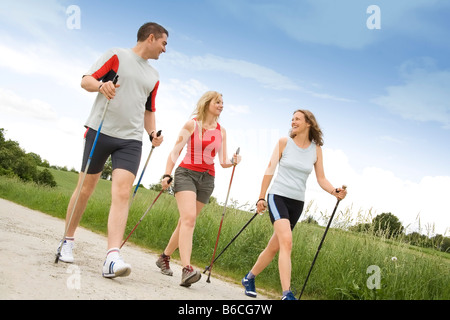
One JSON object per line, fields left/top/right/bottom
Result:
{"left": 137, "top": 22, "right": 169, "bottom": 42}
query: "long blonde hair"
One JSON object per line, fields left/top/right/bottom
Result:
{"left": 290, "top": 109, "right": 324, "bottom": 146}
{"left": 192, "top": 91, "right": 222, "bottom": 123}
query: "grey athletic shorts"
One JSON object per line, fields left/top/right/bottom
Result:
{"left": 81, "top": 128, "right": 142, "bottom": 176}
{"left": 173, "top": 166, "right": 215, "bottom": 204}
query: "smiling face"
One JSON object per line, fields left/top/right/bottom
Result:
{"left": 291, "top": 111, "right": 310, "bottom": 135}
{"left": 208, "top": 95, "right": 223, "bottom": 117}
{"left": 289, "top": 109, "right": 324, "bottom": 145}
{"left": 194, "top": 91, "right": 223, "bottom": 123}
{"left": 147, "top": 33, "right": 168, "bottom": 60}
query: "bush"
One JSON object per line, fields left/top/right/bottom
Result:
{"left": 0, "top": 128, "right": 56, "bottom": 188}
{"left": 36, "top": 168, "right": 57, "bottom": 187}
{"left": 372, "top": 212, "right": 404, "bottom": 238}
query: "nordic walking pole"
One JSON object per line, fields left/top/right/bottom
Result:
{"left": 120, "top": 176, "right": 172, "bottom": 249}
{"left": 128, "top": 130, "right": 162, "bottom": 209}
{"left": 55, "top": 75, "right": 119, "bottom": 263}
{"left": 204, "top": 210, "right": 258, "bottom": 274}
{"left": 206, "top": 147, "right": 240, "bottom": 283}
{"left": 298, "top": 185, "right": 347, "bottom": 299}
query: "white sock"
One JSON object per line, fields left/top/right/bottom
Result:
{"left": 106, "top": 248, "right": 120, "bottom": 260}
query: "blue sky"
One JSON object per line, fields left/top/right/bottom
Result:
{"left": 0, "top": 0, "right": 449, "bottom": 235}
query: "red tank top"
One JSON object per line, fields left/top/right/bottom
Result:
{"left": 179, "top": 119, "right": 222, "bottom": 176}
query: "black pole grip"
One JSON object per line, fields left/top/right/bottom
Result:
{"left": 150, "top": 130, "right": 162, "bottom": 142}
{"left": 112, "top": 75, "right": 119, "bottom": 85}
{"left": 162, "top": 174, "right": 173, "bottom": 185}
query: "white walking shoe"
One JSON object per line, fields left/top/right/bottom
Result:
{"left": 102, "top": 248, "right": 131, "bottom": 278}
{"left": 58, "top": 239, "right": 74, "bottom": 263}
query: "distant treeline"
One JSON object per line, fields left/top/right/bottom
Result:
{"left": 0, "top": 128, "right": 57, "bottom": 187}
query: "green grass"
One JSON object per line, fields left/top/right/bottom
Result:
{"left": 1, "top": 169, "right": 449, "bottom": 300}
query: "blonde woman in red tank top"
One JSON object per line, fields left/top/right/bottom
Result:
{"left": 156, "top": 91, "right": 241, "bottom": 287}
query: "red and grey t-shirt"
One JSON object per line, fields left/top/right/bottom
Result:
{"left": 84, "top": 48, "right": 159, "bottom": 141}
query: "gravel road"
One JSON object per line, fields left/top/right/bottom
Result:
{"left": 0, "top": 198, "right": 270, "bottom": 300}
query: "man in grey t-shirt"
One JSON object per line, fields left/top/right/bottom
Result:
{"left": 57, "top": 22, "right": 168, "bottom": 278}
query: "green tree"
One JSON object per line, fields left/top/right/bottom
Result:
{"left": 208, "top": 196, "right": 217, "bottom": 205}
{"left": 349, "top": 222, "right": 372, "bottom": 233}
{"left": 372, "top": 212, "right": 404, "bottom": 238}
{"left": 27, "top": 152, "right": 43, "bottom": 166}
{"left": 0, "top": 128, "right": 57, "bottom": 187}
{"left": 0, "top": 134, "right": 23, "bottom": 172}
{"left": 36, "top": 168, "right": 57, "bottom": 187}
{"left": 101, "top": 156, "right": 112, "bottom": 180}
{"left": 149, "top": 180, "right": 174, "bottom": 195}
{"left": 441, "top": 237, "right": 450, "bottom": 253}
{"left": 149, "top": 182, "right": 162, "bottom": 192}
{"left": 14, "top": 154, "right": 38, "bottom": 182}
{"left": 302, "top": 216, "right": 319, "bottom": 225}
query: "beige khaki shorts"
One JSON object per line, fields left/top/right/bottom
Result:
{"left": 174, "top": 166, "right": 215, "bottom": 204}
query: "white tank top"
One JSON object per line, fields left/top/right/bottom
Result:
{"left": 269, "top": 138, "right": 317, "bottom": 201}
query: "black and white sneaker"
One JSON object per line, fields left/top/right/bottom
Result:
{"left": 102, "top": 249, "right": 131, "bottom": 278}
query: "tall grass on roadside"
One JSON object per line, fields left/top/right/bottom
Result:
{"left": 1, "top": 170, "right": 449, "bottom": 300}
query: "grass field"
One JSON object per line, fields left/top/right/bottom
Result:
{"left": 1, "top": 168, "right": 449, "bottom": 300}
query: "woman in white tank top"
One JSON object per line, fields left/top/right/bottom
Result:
{"left": 241, "top": 109, "right": 347, "bottom": 300}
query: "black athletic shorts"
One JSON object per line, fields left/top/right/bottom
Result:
{"left": 267, "top": 194, "right": 304, "bottom": 230}
{"left": 81, "top": 128, "right": 142, "bottom": 176}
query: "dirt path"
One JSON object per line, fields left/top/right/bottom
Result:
{"left": 0, "top": 198, "right": 270, "bottom": 300}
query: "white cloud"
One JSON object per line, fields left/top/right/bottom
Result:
{"left": 227, "top": 104, "right": 251, "bottom": 116}
{"left": 166, "top": 51, "right": 301, "bottom": 91}
{"left": 304, "top": 149, "right": 450, "bottom": 236}
{"left": 378, "top": 135, "right": 404, "bottom": 144}
{"left": 211, "top": 127, "right": 282, "bottom": 208}
{"left": 0, "top": 42, "right": 87, "bottom": 91}
{"left": 133, "top": 78, "right": 212, "bottom": 188}
{"left": 0, "top": 88, "right": 57, "bottom": 120}
{"left": 0, "top": 0, "right": 66, "bottom": 39}
{"left": 165, "top": 50, "right": 354, "bottom": 102}
{"left": 1, "top": 116, "right": 84, "bottom": 170}
{"left": 373, "top": 58, "right": 450, "bottom": 128}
